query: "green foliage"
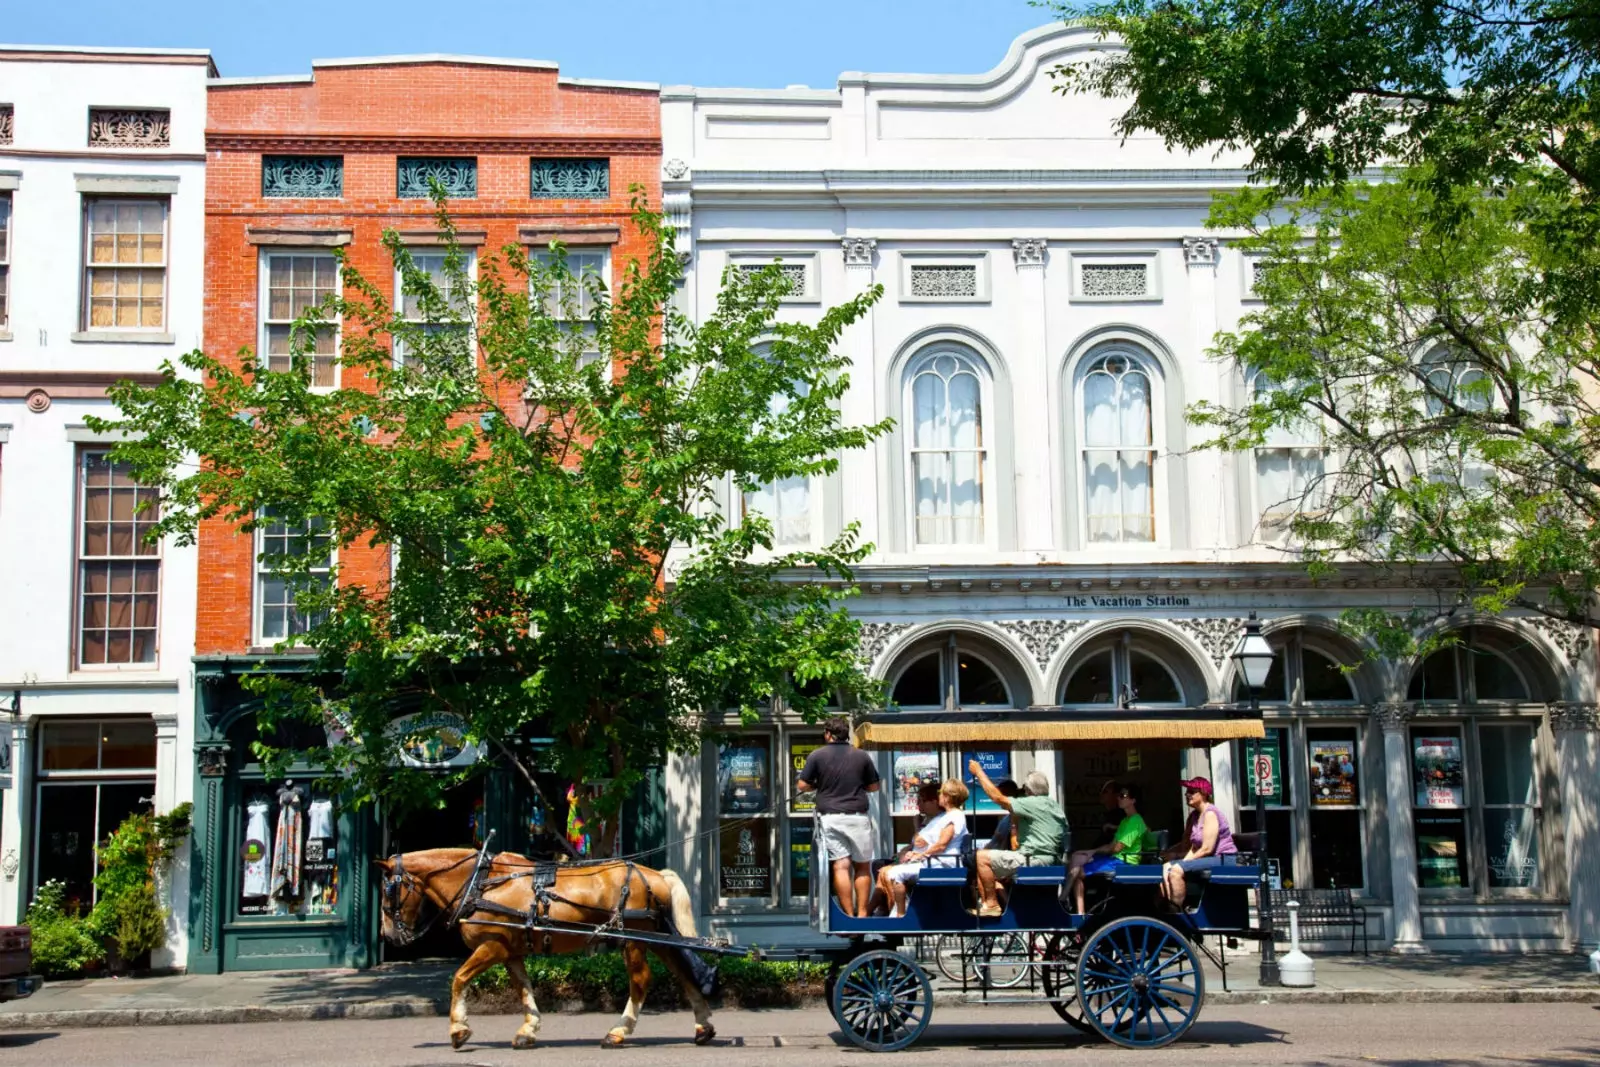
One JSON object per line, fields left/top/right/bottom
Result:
{"left": 468, "top": 952, "right": 827, "bottom": 1007}
{"left": 89, "top": 809, "right": 189, "bottom": 957}
{"left": 24, "top": 881, "right": 102, "bottom": 979}
{"left": 92, "top": 194, "right": 889, "bottom": 844}
{"left": 113, "top": 882, "right": 168, "bottom": 960}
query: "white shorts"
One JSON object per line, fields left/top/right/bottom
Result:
{"left": 820, "top": 813, "right": 874, "bottom": 863}
{"left": 881, "top": 861, "right": 924, "bottom": 884}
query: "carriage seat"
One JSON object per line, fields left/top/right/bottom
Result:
{"left": 1013, "top": 865, "right": 1069, "bottom": 886}
{"left": 916, "top": 865, "right": 969, "bottom": 887}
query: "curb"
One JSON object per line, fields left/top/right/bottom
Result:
{"left": 1, "top": 987, "right": 1595, "bottom": 1028}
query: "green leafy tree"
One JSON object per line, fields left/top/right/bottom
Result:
{"left": 94, "top": 198, "right": 888, "bottom": 850}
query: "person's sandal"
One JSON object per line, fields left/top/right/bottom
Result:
{"left": 977, "top": 903, "right": 1004, "bottom": 918}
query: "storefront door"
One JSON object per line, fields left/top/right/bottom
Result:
{"left": 381, "top": 777, "right": 485, "bottom": 962}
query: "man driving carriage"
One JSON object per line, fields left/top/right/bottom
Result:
{"left": 796, "top": 716, "right": 882, "bottom": 918}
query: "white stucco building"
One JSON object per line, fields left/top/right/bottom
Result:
{"left": 661, "top": 24, "right": 1600, "bottom": 955}
{"left": 0, "top": 46, "right": 211, "bottom": 967}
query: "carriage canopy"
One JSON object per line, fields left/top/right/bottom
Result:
{"left": 851, "top": 708, "right": 1265, "bottom": 748}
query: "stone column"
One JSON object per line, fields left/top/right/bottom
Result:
{"left": 839, "top": 237, "right": 880, "bottom": 547}
{"left": 1551, "top": 702, "right": 1600, "bottom": 953}
{"left": 0, "top": 717, "right": 29, "bottom": 924}
{"left": 1011, "top": 238, "right": 1052, "bottom": 550}
{"left": 1374, "top": 702, "right": 1427, "bottom": 952}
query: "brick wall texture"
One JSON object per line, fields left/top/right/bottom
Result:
{"left": 200, "top": 60, "right": 661, "bottom": 655}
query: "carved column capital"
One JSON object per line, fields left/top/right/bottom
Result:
{"left": 1182, "top": 235, "right": 1220, "bottom": 267}
{"left": 1011, "top": 237, "right": 1048, "bottom": 267}
{"left": 1371, "top": 702, "right": 1415, "bottom": 733}
{"left": 196, "top": 744, "right": 229, "bottom": 777}
{"left": 841, "top": 237, "right": 877, "bottom": 267}
{"left": 1550, "top": 702, "right": 1600, "bottom": 732}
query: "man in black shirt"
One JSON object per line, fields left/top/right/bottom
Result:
{"left": 797, "top": 716, "right": 881, "bottom": 918}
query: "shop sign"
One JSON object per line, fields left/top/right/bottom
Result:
{"left": 892, "top": 749, "right": 940, "bottom": 813}
{"left": 391, "top": 712, "right": 485, "bottom": 769}
{"left": 1308, "top": 738, "right": 1358, "bottom": 806}
{"left": 961, "top": 750, "right": 1011, "bottom": 811}
{"left": 789, "top": 741, "right": 821, "bottom": 813}
{"left": 719, "top": 824, "right": 771, "bottom": 896}
{"left": 1487, "top": 812, "right": 1538, "bottom": 888}
{"left": 1413, "top": 735, "right": 1465, "bottom": 807}
{"left": 1245, "top": 737, "right": 1283, "bottom": 804}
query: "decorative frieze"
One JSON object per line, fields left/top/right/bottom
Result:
{"left": 398, "top": 157, "right": 477, "bottom": 199}
{"left": 88, "top": 108, "right": 170, "bottom": 148}
{"left": 841, "top": 237, "right": 877, "bottom": 267}
{"left": 1549, "top": 702, "right": 1600, "bottom": 732}
{"left": 0, "top": 105, "right": 12, "bottom": 146}
{"left": 262, "top": 155, "right": 343, "bottom": 199}
{"left": 530, "top": 158, "right": 609, "bottom": 199}
{"left": 1371, "top": 702, "right": 1415, "bottom": 733}
{"left": 1080, "top": 262, "right": 1149, "bottom": 298}
{"left": 909, "top": 263, "right": 978, "bottom": 298}
{"left": 858, "top": 621, "right": 913, "bottom": 666}
{"left": 737, "top": 262, "right": 807, "bottom": 296}
{"left": 1171, "top": 617, "right": 1246, "bottom": 670}
{"left": 1182, "top": 236, "right": 1219, "bottom": 267}
{"left": 997, "top": 619, "right": 1086, "bottom": 672}
{"left": 663, "top": 157, "right": 690, "bottom": 181}
{"left": 1011, "top": 237, "right": 1047, "bottom": 267}
{"left": 1527, "top": 616, "right": 1592, "bottom": 664}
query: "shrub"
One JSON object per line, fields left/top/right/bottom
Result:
{"left": 24, "top": 881, "right": 102, "bottom": 978}
{"left": 467, "top": 950, "right": 826, "bottom": 1009}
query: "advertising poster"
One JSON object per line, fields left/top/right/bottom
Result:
{"left": 893, "top": 749, "right": 941, "bottom": 813}
{"left": 1244, "top": 736, "right": 1284, "bottom": 805}
{"left": 718, "top": 741, "right": 771, "bottom": 815}
{"left": 1308, "top": 738, "right": 1358, "bottom": 807}
{"left": 789, "top": 740, "right": 821, "bottom": 813}
{"left": 1413, "top": 735, "right": 1465, "bottom": 807}
{"left": 961, "top": 750, "right": 1011, "bottom": 811}
{"left": 717, "top": 821, "right": 772, "bottom": 898}
{"left": 789, "top": 821, "right": 813, "bottom": 898}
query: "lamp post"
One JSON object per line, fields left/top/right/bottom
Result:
{"left": 1231, "top": 612, "right": 1280, "bottom": 987}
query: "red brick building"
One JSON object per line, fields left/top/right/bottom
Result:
{"left": 190, "top": 57, "right": 659, "bottom": 972}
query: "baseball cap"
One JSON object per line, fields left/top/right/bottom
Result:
{"left": 1180, "top": 777, "right": 1213, "bottom": 796}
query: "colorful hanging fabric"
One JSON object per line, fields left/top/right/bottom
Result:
{"left": 565, "top": 783, "right": 590, "bottom": 858}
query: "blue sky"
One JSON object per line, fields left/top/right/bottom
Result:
{"left": 6, "top": 1, "right": 1057, "bottom": 86}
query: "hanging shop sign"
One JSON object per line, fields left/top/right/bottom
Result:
{"left": 391, "top": 712, "right": 485, "bottom": 769}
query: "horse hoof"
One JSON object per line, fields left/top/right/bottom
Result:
{"left": 450, "top": 1027, "right": 472, "bottom": 1050}
{"left": 512, "top": 1032, "right": 538, "bottom": 1050}
{"left": 694, "top": 1025, "right": 716, "bottom": 1046}
{"left": 601, "top": 1031, "right": 626, "bottom": 1049}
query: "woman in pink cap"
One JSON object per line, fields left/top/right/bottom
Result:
{"left": 1161, "top": 776, "right": 1237, "bottom": 907}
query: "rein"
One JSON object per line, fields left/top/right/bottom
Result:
{"left": 381, "top": 843, "right": 488, "bottom": 947}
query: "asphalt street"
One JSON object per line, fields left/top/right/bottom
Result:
{"left": 0, "top": 1002, "right": 1596, "bottom": 1066}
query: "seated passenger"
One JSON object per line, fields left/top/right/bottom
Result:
{"left": 969, "top": 763, "right": 1066, "bottom": 918}
{"left": 1067, "top": 783, "right": 1148, "bottom": 914}
{"left": 875, "top": 778, "right": 969, "bottom": 917}
{"left": 866, "top": 782, "right": 941, "bottom": 915}
{"left": 1161, "top": 776, "right": 1238, "bottom": 907}
{"left": 985, "top": 778, "right": 1024, "bottom": 850}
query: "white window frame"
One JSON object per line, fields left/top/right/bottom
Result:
{"left": 75, "top": 448, "right": 162, "bottom": 670}
{"left": 1069, "top": 250, "right": 1162, "bottom": 304}
{"left": 82, "top": 196, "right": 169, "bottom": 332}
{"left": 897, "top": 251, "right": 990, "bottom": 305}
{"left": 1059, "top": 635, "right": 1187, "bottom": 708}
{"left": 1248, "top": 369, "right": 1329, "bottom": 540}
{"left": 1074, "top": 347, "right": 1164, "bottom": 546}
{"left": 393, "top": 249, "right": 477, "bottom": 370}
{"left": 0, "top": 191, "right": 11, "bottom": 330}
{"left": 1241, "top": 253, "right": 1267, "bottom": 302}
{"left": 903, "top": 348, "right": 995, "bottom": 550}
{"left": 889, "top": 640, "right": 1016, "bottom": 712}
{"left": 531, "top": 246, "right": 609, "bottom": 375}
{"left": 259, "top": 249, "right": 342, "bottom": 390}
{"left": 727, "top": 251, "right": 818, "bottom": 305}
{"left": 253, "top": 509, "right": 335, "bottom": 648}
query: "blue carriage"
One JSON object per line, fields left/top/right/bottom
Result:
{"left": 811, "top": 708, "right": 1270, "bottom": 1052}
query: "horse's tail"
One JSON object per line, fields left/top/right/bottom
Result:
{"left": 659, "top": 868, "right": 698, "bottom": 939}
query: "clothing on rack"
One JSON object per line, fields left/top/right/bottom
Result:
{"left": 270, "top": 785, "right": 305, "bottom": 901}
{"left": 242, "top": 801, "right": 271, "bottom": 898}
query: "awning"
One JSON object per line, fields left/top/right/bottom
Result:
{"left": 852, "top": 710, "right": 1265, "bottom": 748}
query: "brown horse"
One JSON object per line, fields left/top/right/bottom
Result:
{"left": 375, "top": 848, "right": 716, "bottom": 1050}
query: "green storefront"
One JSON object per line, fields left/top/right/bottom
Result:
{"left": 187, "top": 657, "right": 667, "bottom": 973}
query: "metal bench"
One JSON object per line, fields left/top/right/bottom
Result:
{"left": 1270, "top": 887, "right": 1370, "bottom": 955}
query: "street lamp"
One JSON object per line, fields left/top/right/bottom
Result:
{"left": 1231, "top": 612, "right": 1280, "bottom": 987}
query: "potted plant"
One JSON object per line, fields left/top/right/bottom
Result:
{"left": 90, "top": 803, "right": 192, "bottom": 974}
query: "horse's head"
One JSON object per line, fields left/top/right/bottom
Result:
{"left": 375, "top": 854, "right": 428, "bottom": 946}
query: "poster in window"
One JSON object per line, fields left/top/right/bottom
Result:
{"left": 892, "top": 749, "right": 940, "bottom": 813}
{"left": 1308, "top": 738, "right": 1358, "bottom": 807}
{"left": 1416, "top": 813, "right": 1467, "bottom": 888}
{"left": 1243, "top": 736, "right": 1284, "bottom": 805}
{"left": 1413, "top": 735, "right": 1465, "bottom": 807}
{"left": 789, "top": 741, "right": 821, "bottom": 813}
{"left": 718, "top": 741, "right": 771, "bottom": 815}
{"left": 789, "top": 820, "right": 813, "bottom": 899}
{"left": 961, "top": 750, "right": 1010, "bottom": 811}
{"left": 718, "top": 821, "right": 772, "bottom": 898}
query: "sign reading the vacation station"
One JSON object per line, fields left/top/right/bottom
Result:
{"left": 1059, "top": 593, "right": 1198, "bottom": 609}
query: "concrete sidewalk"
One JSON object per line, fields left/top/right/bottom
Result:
{"left": 0, "top": 953, "right": 1594, "bottom": 1029}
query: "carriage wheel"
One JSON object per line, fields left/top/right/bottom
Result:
{"left": 830, "top": 949, "right": 934, "bottom": 1053}
{"left": 1039, "top": 932, "right": 1096, "bottom": 1034}
{"left": 1074, "top": 917, "right": 1205, "bottom": 1049}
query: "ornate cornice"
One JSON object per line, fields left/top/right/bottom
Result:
{"left": 1549, "top": 702, "right": 1600, "bottom": 732}
{"left": 206, "top": 133, "right": 662, "bottom": 156}
{"left": 1371, "top": 702, "right": 1414, "bottom": 732}
{"left": 1182, "top": 235, "right": 1219, "bottom": 267}
{"left": 858, "top": 621, "right": 912, "bottom": 666}
{"left": 841, "top": 236, "right": 877, "bottom": 267}
{"left": 1011, "top": 237, "right": 1047, "bottom": 267}
{"left": 1171, "top": 617, "right": 1246, "bottom": 670}
{"left": 996, "top": 619, "right": 1085, "bottom": 672}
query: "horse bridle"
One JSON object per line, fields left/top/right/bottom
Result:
{"left": 381, "top": 842, "right": 494, "bottom": 947}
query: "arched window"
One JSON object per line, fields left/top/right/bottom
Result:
{"left": 890, "top": 640, "right": 1014, "bottom": 710}
{"left": 1250, "top": 371, "right": 1326, "bottom": 536}
{"left": 1408, "top": 642, "right": 1530, "bottom": 703}
{"left": 1060, "top": 634, "right": 1185, "bottom": 707}
{"left": 906, "top": 350, "right": 988, "bottom": 546}
{"left": 1420, "top": 350, "right": 1493, "bottom": 490}
{"left": 742, "top": 381, "right": 812, "bottom": 547}
{"left": 1079, "top": 351, "right": 1156, "bottom": 543}
{"left": 1229, "top": 632, "right": 1357, "bottom": 704}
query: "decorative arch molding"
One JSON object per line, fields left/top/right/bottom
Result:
{"left": 1245, "top": 613, "right": 1383, "bottom": 705}
{"left": 874, "top": 618, "right": 1043, "bottom": 706}
{"left": 1403, "top": 613, "right": 1567, "bottom": 704}
{"left": 1050, "top": 617, "right": 1217, "bottom": 706}
{"left": 1053, "top": 324, "right": 1189, "bottom": 552}
{"left": 881, "top": 326, "right": 1018, "bottom": 554}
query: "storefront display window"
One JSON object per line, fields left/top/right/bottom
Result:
{"left": 1306, "top": 728, "right": 1363, "bottom": 889}
{"left": 1238, "top": 727, "right": 1294, "bottom": 886}
{"left": 238, "top": 782, "right": 339, "bottom": 917}
{"left": 1480, "top": 723, "right": 1538, "bottom": 889}
{"left": 34, "top": 718, "right": 156, "bottom": 910}
{"left": 714, "top": 735, "right": 774, "bottom": 903}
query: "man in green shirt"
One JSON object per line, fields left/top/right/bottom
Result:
{"left": 969, "top": 762, "right": 1067, "bottom": 918}
{"left": 1067, "top": 782, "right": 1149, "bottom": 914}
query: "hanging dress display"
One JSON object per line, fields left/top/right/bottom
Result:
{"left": 270, "top": 785, "right": 305, "bottom": 901}
{"left": 305, "top": 798, "right": 334, "bottom": 855}
{"left": 242, "top": 800, "right": 272, "bottom": 899}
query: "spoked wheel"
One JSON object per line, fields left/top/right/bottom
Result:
{"left": 1075, "top": 917, "right": 1206, "bottom": 1049}
{"left": 1039, "top": 931, "right": 1095, "bottom": 1033}
{"left": 933, "top": 933, "right": 969, "bottom": 984}
{"left": 979, "top": 932, "right": 1031, "bottom": 989}
{"left": 831, "top": 949, "right": 934, "bottom": 1052}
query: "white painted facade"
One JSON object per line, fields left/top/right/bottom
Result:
{"left": 0, "top": 47, "right": 211, "bottom": 968}
{"left": 662, "top": 25, "right": 1600, "bottom": 954}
